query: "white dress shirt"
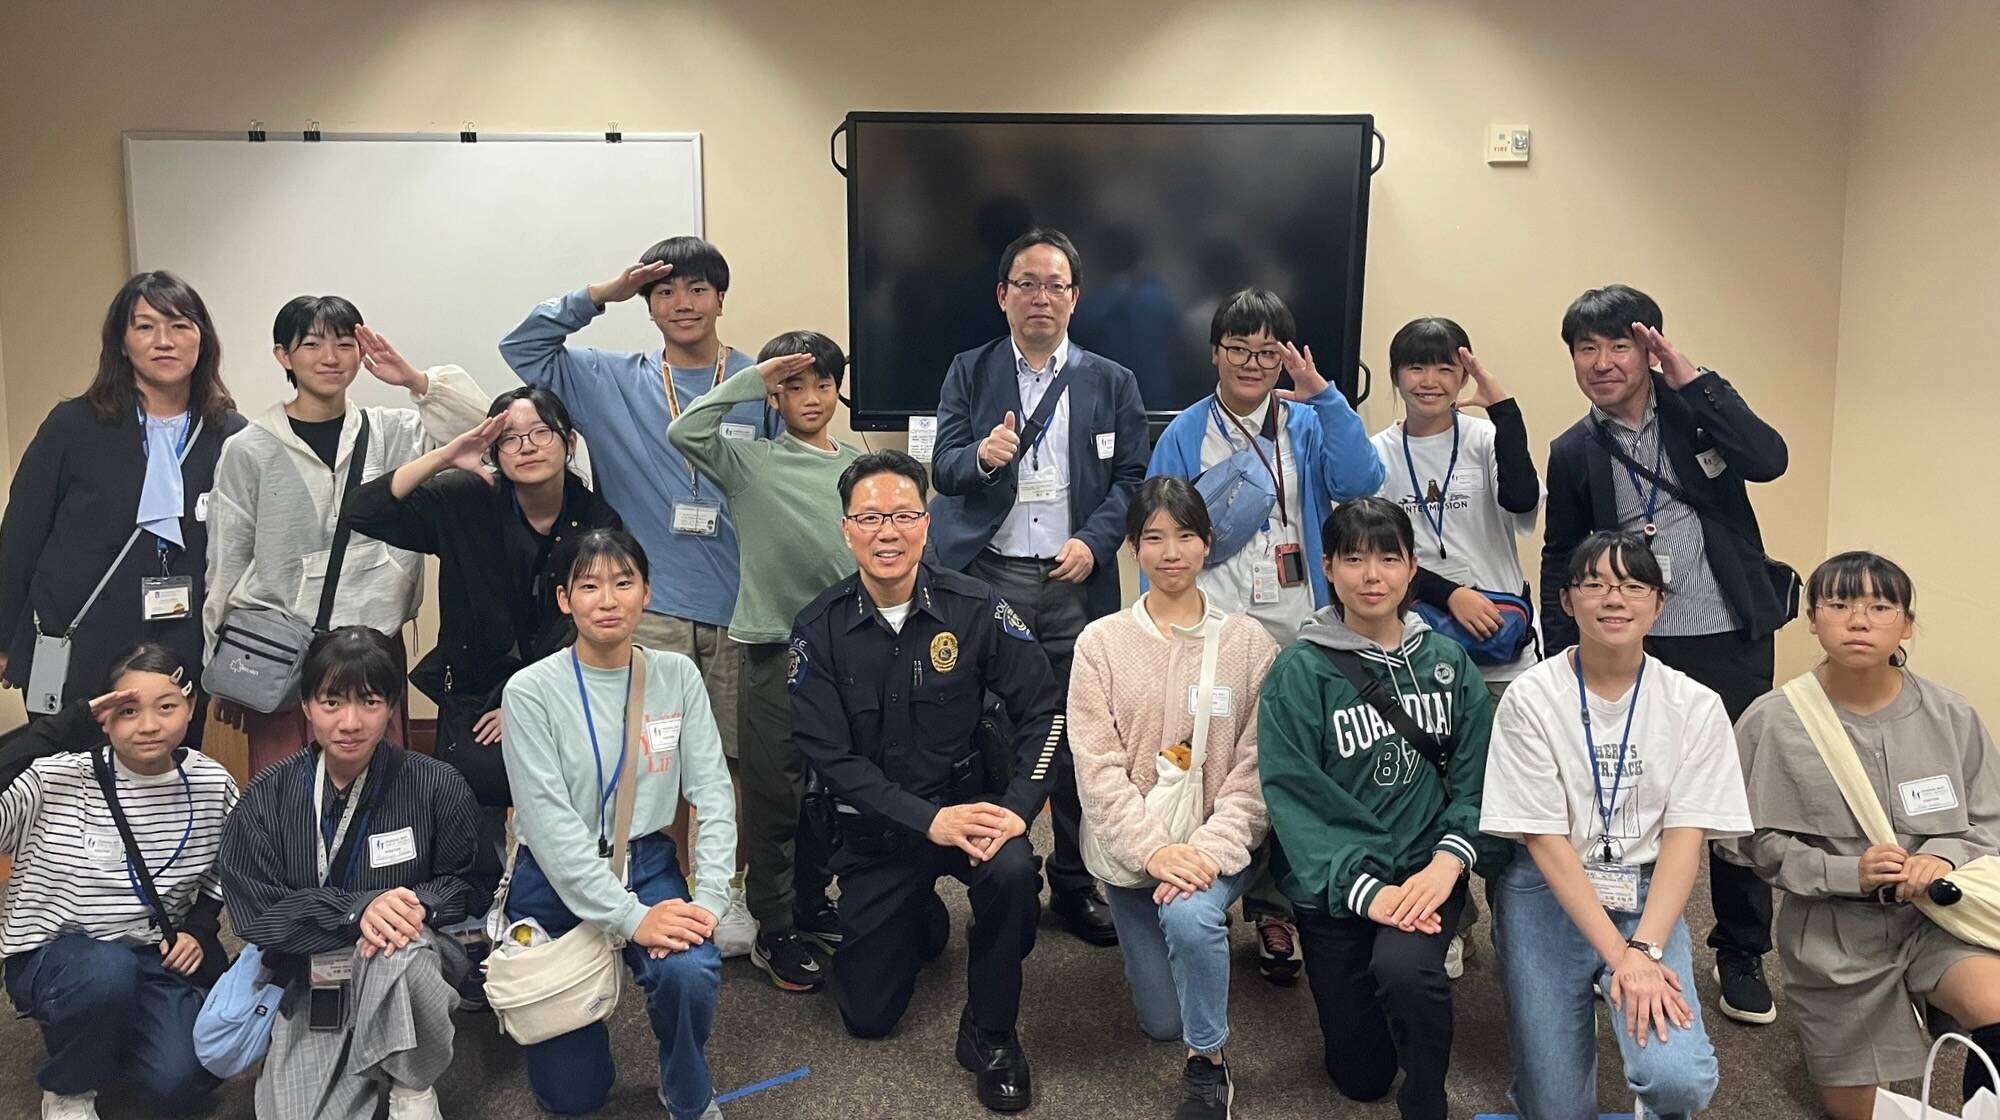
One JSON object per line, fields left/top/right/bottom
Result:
{"left": 988, "top": 337, "right": 1074, "bottom": 560}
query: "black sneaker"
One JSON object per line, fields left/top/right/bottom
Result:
{"left": 797, "top": 899, "right": 843, "bottom": 953}
{"left": 752, "top": 930, "right": 826, "bottom": 992}
{"left": 1175, "top": 1055, "right": 1233, "bottom": 1120}
{"left": 1713, "top": 954, "right": 1776, "bottom": 1024}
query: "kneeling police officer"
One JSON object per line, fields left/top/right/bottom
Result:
{"left": 790, "top": 450, "right": 1061, "bottom": 1114}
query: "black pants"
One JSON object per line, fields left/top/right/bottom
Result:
{"left": 1295, "top": 885, "right": 1467, "bottom": 1120}
{"left": 967, "top": 550, "right": 1094, "bottom": 896}
{"left": 739, "top": 641, "right": 834, "bottom": 932}
{"left": 831, "top": 829, "right": 1040, "bottom": 1039}
{"left": 1646, "top": 629, "right": 1775, "bottom": 959}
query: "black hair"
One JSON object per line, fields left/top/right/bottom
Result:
{"left": 1208, "top": 288, "right": 1297, "bottom": 347}
{"left": 1560, "top": 284, "right": 1663, "bottom": 349}
{"left": 1389, "top": 317, "right": 1473, "bottom": 372}
{"left": 1564, "top": 531, "right": 1668, "bottom": 594}
{"left": 300, "top": 626, "right": 406, "bottom": 707}
{"left": 272, "top": 295, "right": 364, "bottom": 387}
{"left": 556, "top": 528, "right": 650, "bottom": 590}
{"left": 1321, "top": 496, "right": 1416, "bottom": 560}
{"left": 86, "top": 271, "right": 236, "bottom": 426}
{"left": 483, "top": 385, "right": 579, "bottom": 470}
{"left": 638, "top": 236, "right": 730, "bottom": 298}
{"left": 757, "top": 330, "right": 848, "bottom": 390}
{"left": 1125, "top": 476, "right": 1213, "bottom": 546}
{"left": 106, "top": 642, "right": 193, "bottom": 697}
{"left": 1807, "top": 551, "right": 1915, "bottom": 613}
{"left": 838, "top": 449, "right": 928, "bottom": 511}
{"left": 996, "top": 227, "right": 1084, "bottom": 289}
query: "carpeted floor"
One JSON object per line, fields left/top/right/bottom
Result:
{"left": 0, "top": 827, "right": 1975, "bottom": 1119}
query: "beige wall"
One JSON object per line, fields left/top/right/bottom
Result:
{"left": 1827, "top": 0, "right": 2000, "bottom": 713}
{"left": 2, "top": 0, "right": 1870, "bottom": 729}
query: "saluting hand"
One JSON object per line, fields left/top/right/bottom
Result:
{"left": 438, "top": 414, "right": 508, "bottom": 486}
{"left": 1631, "top": 322, "right": 1700, "bottom": 389}
{"left": 588, "top": 261, "right": 673, "bottom": 307}
{"left": 88, "top": 688, "right": 140, "bottom": 729}
{"left": 1457, "top": 346, "right": 1511, "bottom": 410}
{"left": 1273, "top": 342, "right": 1330, "bottom": 402}
{"left": 979, "top": 411, "right": 1022, "bottom": 471}
{"left": 756, "top": 352, "right": 820, "bottom": 396}
{"left": 355, "top": 325, "right": 430, "bottom": 395}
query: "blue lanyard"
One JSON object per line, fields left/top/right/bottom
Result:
{"left": 114, "top": 755, "right": 195, "bottom": 903}
{"left": 573, "top": 648, "right": 632, "bottom": 857}
{"left": 1023, "top": 367, "right": 1061, "bottom": 471}
{"left": 1616, "top": 424, "right": 1664, "bottom": 535}
{"left": 1400, "top": 416, "right": 1461, "bottom": 560}
{"left": 1574, "top": 649, "right": 1644, "bottom": 861}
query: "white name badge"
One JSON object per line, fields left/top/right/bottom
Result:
{"left": 1187, "top": 685, "right": 1234, "bottom": 717}
{"left": 720, "top": 422, "right": 755, "bottom": 442}
{"left": 1656, "top": 553, "right": 1674, "bottom": 584}
{"left": 1900, "top": 774, "right": 1960, "bottom": 816}
{"left": 1251, "top": 559, "right": 1281, "bottom": 605}
{"left": 1017, "top": 467, "right": 1061, "bottom": 504}
{"left": 310, "top": 951, "right": 355, "bottom": 985}
{"left": 1695, "top": 448, "right": 1728, "bottom": 479}
{"left": 671, "top": 501, "right": 720, "bottom": 536}
{"left": 83, "top": 828, "right": 124, "bottom": 870}
{"left": 368, "top": 827, "right": 418, "bottom": 869}
{"left": 907, "top": 416, "right": 937, "bottom": 464}
{"left": 1095, "top": 431, "right": 1116, "bottom": 460}
{"left": 194, "top": 492, "right": 211, "bottom": 523}
{"left": 141, "top": 576, "right": 193, "bottom": 621}
{"left": 1584, "top": 859, "right": 1642, "bottom": 912}
{"left": 645, "top": 716, "right": 683, "bottom": 757}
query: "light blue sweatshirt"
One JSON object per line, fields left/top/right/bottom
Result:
{"left": 501, "top": 644, "right": 738, "bottom": 934}
{"left": 500, "top": 288, "right": 765, "bottom": 625}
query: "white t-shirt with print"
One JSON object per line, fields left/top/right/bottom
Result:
{"left": 1372, "top": 414, "right": 1540, "bottom": 681}
{"left": 1480, "top": 651, "right": 1752, "bottom": 866}
{"left": 1196, "top": 397, "right": 1314, "bottom": 646}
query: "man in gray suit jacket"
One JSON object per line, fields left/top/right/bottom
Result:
{"left": 929, "top": 228, "right": 1149, "bottom": 946}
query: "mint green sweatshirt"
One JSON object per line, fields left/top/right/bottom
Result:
{"left": 668, "top": 366, "right": 860, "bottom": 644}
{"left": 501, "top": 645, "right": 737, "bottom": 934}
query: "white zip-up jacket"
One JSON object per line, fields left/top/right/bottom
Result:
{"left": 203, "top": 366, "right": 489, "bottom": 660}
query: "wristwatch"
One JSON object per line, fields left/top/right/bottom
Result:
{"left": 1625, "top": 937, "right": 1665, "bottom": 962}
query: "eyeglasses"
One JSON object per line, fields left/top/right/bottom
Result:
{"left": 1815, "top": 600, "right": 1906, "bottom": 627}
{"left": 1570, "top": 578, "right": 1656, "bottom": 600}
{"left": 496, "top": 426, "right": 559, "bottom": 455}
{"left": 1218, "top": 344, "right": 1284, "bottom": 370}
{"left": 844, "top": 511, "right": 928, "bottom": 531}
{"left": 1004, "top": 278, "right": 1075, "bottom": 297}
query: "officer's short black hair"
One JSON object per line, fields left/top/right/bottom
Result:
{"left": 301, "top": 626, "right": 406, "bottom": 708}
{"left": 839, "top": 449, "right": 927, "bottom": 511}
{"left": 1125, "top": 476, "right": 1213, "bottom": 546}
{"left": 1321, "top": 496, "right": 1415, "bottom": 560}
{"left": 273, "top": 295, "right": 363, "bottom": 387}
{"left": 639, "top": 236, "right": 729, "bottom": 298}
{"left": 997, "top": 228, "right": 1083, "bottom": 289}
{"left": 1560, "top": 284, "right": 1662, "bottom": 349}
{"left": 757, "top": 330, "right": 847, "bottom": 390}
{"left": 1209, "top": 288, "right": 1296, "bottom": 347}
{"left": 557, "top": 528, "right": 650, "bottom": 589}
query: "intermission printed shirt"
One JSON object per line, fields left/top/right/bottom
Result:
{"left": 0, "top": 749, "right": 238, "bottom": 956}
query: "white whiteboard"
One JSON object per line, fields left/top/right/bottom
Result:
{"left": 124, "top": 132, "right": 703, "bottom": 421}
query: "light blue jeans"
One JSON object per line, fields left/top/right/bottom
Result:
{"left": 1102, "top": 867, "right": 1253, "bottom": 1054}
{"left": 1492, "top": 856, "right": 1720, "bottom": 1120}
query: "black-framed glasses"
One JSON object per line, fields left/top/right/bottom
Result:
{"left": 1218, "top": 344, "right": 1284, "bottom": 370}
{"left": 496, "top": 426, "right": 559, "bottom": 455}
{"left": 1004, "top": 278, "right": 1075, "bottom": 297}
{"left": 1570, "top": 578, "right": 1656, "bottom": 600}
{"left": 844, "top": 511, "right": 928, "bottom": 531}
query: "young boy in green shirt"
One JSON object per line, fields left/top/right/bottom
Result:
{"left": 669, "top": 330, "right": 859, "bottom": 991}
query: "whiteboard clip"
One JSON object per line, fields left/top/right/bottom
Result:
{"left": 303, "top": 120, "right": 322, "bottom": 143}
{"left": 460, "top": 121, "right": 477, "bottom": 143}
{"left": 248, "top": 120, "right": 266, "bottom": 143}
{"left": 605, "top": 121, "right": 622, "bottom": 143}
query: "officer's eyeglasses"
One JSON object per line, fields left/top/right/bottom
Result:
{"left": 496, "top": 426, "right": 559, "bottom": 455}
{"left": 1005, "top": 278, "right": 1075, "bottom": 298}
{"left": 845, "top": 510, "right": 928, "bottom": 531}
{"left": 1218, "top": 345, "right": 1284, "bottom": 370}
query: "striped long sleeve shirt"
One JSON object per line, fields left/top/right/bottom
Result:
{"left": 217, "top": 743, "right": 485, "bottom": 960}
{"left": 0, "top": 747, "right": 239, "bottom": 957}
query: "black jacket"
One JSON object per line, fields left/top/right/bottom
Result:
{"left": 1540, "top": 370, "right": 1789, "bottom": 651}
{"left": 0, "top": 398, "right": 244, "bottom": 706}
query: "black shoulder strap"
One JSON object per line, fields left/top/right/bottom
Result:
{"left": 92, "top": 749, "right": 177, "bottom": 945}
{"left": 1591, "top": 421, "right": 1761, "bottom": 550}
{"left": 315, "top": 412, "right": 372, "bottom": 632}
{"left": 1311, "top": 645, "right": 1448, "bottom": 777}
{"left": 1023, "top": 365, "right": 1075, "bottom": 435}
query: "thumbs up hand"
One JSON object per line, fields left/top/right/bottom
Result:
{"left": 979, "top": 410, "right": 1022, "bottom": 470}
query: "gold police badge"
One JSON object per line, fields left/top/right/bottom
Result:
{"left": 930, "top": 631, "right": 960, "bottom": 673}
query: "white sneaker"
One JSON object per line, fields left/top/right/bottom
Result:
{"left": 715, "top": 884, "right": 755, "bottom": 959}
{"left": 41, "top": 1091, "right": 99, "bottom": 1120}
{"left": 660, "top": 1087, "right": 724, "bottom": 1117}
{"left": 387, "top": 1084, "right": 443, "bottom": 1120}
{"left": 1444, "top": 935, "right": 1466, "bottom": 980}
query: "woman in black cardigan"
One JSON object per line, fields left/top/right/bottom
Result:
{"left": 0, "top": 272, "right": 244, "bottom": 737}
{"left": 341, "top": 385, "right": 620, "bottom": 820}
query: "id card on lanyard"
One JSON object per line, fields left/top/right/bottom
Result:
{"left": 1401, "top": 415, "right": 1460, "bottom": 562}
{"left": 665, "top": 347, "right": 730, "bottom": 534}
{"left": 573, "top": 648, "right": 633, "bottom": 860}
{"left": 312, "top": 752, "right": 370, "bottom": 889}
{"left": 1575, "top": 649, "right": 1645, "bottom": 912}
{"left": 1213, "top": 401, "right": 1301, "bottom": 600}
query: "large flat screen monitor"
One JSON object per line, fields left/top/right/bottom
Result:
{"left": 842, "top": 112, "right": 1376, "bottom": 430}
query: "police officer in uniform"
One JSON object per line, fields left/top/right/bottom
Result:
{"left": 790, "top": 450, "right": 1061, "bottom": 1114}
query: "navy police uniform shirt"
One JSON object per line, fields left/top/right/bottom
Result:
{"left": 788, "top": 561, "right": 1062, "bottom": 837}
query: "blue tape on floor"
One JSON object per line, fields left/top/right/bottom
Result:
{"left": 716, "top": 1066, "right": 810, "bottom": 1104}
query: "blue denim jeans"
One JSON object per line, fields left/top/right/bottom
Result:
{"left": 506, "top": 834, "right": 722, "bottom": 1119}
{"left": 1102, "top": 867, "right": 1252, "bottom": 1054}
{"left": 1492, "top": 856, "right": 1720, "bottom": 1120}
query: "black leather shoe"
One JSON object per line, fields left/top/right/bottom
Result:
{"left": 955, "top": 1009, "right": 1033, "bottom": 1112}
{"left": 1052, "top": 886, "right": 1119, "bottom": 946}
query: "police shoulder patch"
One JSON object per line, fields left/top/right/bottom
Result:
{"left": 1433, "top": 661, "right": 1455, "bottom": 685}
{"left": 993, "top": 598, "right": 1035, "bottom": 641}
{"left": 787, "top": 638, "right": 811, "bottom": 692}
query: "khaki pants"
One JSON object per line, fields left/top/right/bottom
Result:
{"left": 632, "top": 612, "right": 742, "bottom": 759}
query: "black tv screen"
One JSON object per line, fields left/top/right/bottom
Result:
{"left": 842, "top": 112, "right": 1376, "bottom": 430}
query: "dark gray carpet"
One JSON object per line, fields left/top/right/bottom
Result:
{"left": 1, "top": 826, "right": 1974, "bottom": 1118}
